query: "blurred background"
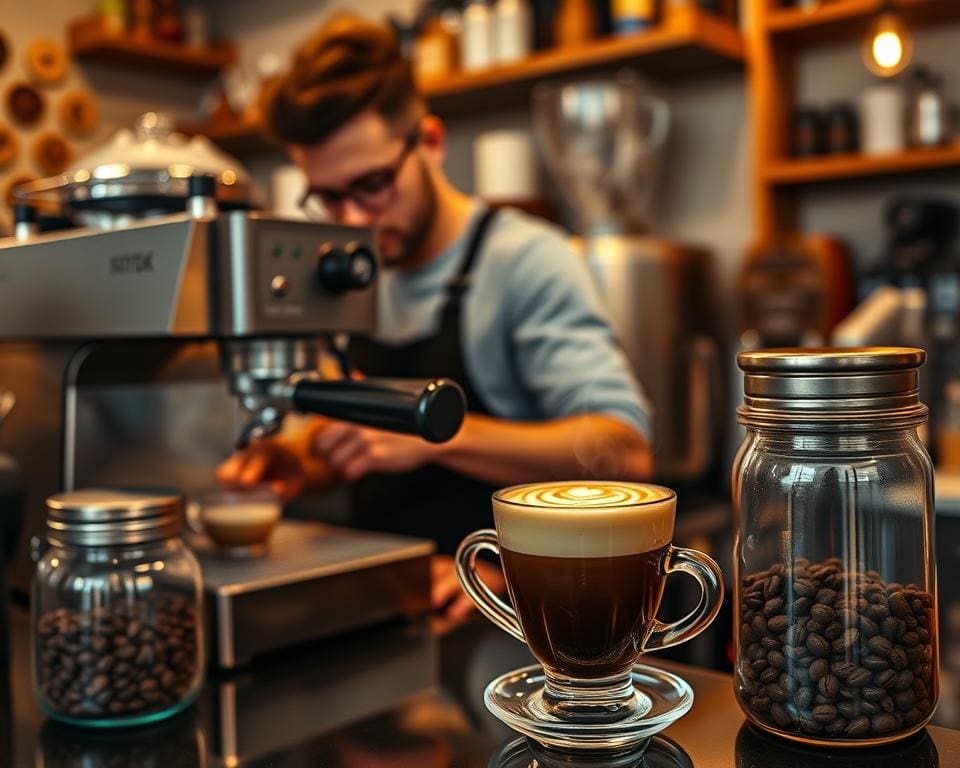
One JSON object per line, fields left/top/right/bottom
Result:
{"left": 1, "top": 0, "right": 960, "bottom": 729}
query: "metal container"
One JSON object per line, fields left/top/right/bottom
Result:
{"left": 733, "top": 348, "right": 938, "bottom": 746}
{"left": 32, "top": 489, "right": 205, "bottom": 728}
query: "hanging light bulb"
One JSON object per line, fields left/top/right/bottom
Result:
{"left": 862, "top": 9, "right": 913, "bottom": 76}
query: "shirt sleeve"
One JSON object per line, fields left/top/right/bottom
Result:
{"left": 504, "top": 227, "right": 654, "bottom": 441}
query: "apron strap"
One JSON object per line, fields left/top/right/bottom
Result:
{"left": 443, "top": 207, "right": 499, "bottom": 312}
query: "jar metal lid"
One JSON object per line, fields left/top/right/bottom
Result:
{"left": 737, "top": 347, "right": 928, "bottom": 429}
{"left": 46, "top": 489, "right": 183, "bottom": 547}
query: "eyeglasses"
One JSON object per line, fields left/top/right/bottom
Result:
{"left": 299, "top": 131, "right": 420, "bottom": 219}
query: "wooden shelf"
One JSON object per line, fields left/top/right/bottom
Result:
{"left": 767, "top": 0, "right": 960, "bottom": 44}
{"left": 186, "top": 8, "right": 743, "bottom": 151}
{"left": 184, "top": 118, "right": 277, "bottom": 155}
{"left": 69, "top": 17, "right": 236, "bottom": 77}
{"left": 765, "top": 144, "right": 960, "bottom": 186}
{"left": 422, "top": 8, "right": 744, "bottom": 114}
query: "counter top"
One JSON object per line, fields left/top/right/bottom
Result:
{"left": 3, "top": 604, "right": 959, "bottom": 767}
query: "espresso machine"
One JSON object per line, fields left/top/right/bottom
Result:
{"left": 533, "top": 73, "right": 723, "bottom": 484}
{"left": 0, "top": 119, "right": 466, "bottom": 667}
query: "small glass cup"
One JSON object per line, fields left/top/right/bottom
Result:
{"left": 456, "top": 481, "right": 723, "bottom": 724}
{"left": 187, "top": 487, "right": 281, "bottom": 553}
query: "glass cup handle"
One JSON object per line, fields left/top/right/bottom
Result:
{"left": 455, "top": 529, "right": 525, "bottom": 643}
{"left": 645, "top": 546, "right": 724, "bottom": 652}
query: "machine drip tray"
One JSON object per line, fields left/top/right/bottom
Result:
{"left": 189, "top": 520, "right": 434, "bottom": 668}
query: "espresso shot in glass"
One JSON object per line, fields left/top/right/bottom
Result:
{"left": 456, "top": 482, "right": 723, "bottom": 726}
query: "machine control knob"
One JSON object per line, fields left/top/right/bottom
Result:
{"left": 270, "top": 274, "right": 290, "bottom": 298}
{"left": 317, "top": 242, "right": 378, "bottom": 293}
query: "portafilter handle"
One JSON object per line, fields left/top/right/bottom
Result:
{"left": 287, "top": 376, "right": 466, "bottom": 443}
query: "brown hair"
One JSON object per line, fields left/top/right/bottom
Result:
{"left": 261, "top": 14, "right": 423, "bottom": 146}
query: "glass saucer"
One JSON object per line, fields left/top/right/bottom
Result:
{"left": 488, "top": 735, "right": 694, "bottom": 768}
{"left": 484, "top": 663, "right": 694, "bottom": 752}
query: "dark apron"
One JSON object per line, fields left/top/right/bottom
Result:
{"left": 348, "top": 209, "right": 499, "bottom": 555}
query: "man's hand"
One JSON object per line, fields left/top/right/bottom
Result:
{"left": 215, "top": 441, "right": 309, "bottom": 502}
{"left": 429, "top": 554, "right": 506, "bottom": 635}
{"left": 313, "top": 422, "right": 441, "bottom": 482}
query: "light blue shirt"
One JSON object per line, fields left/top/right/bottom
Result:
{"left": 373, "top": 205, "right": 653, "bottom": 440}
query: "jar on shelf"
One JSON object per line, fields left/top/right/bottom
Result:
{"left": 32, "top": 490, "right": 205, "bottom": 728}
{"left": 733, "top": 348, "right": 938, "bottom": 746}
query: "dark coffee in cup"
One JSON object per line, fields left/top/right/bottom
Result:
{"left": 494, "top": 483, "right": 675, "bottom": 679}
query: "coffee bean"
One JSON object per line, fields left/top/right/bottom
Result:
{"left": 771, "top": 703, "right": 793, "bottom": 728}
{"left": 760, "top": 666, "right": 780, "bottom": 684}
{"left": 874, "top": 669, "right": 896, "bottom": 689}
{"left": 818, "top": 674, "right": 840, "bottom": 699}
{"left": 799, "top": 716, "right": 823, "bottom": 734}
{"left": 767, "top": 615, "right": 789, "bottom": 633}
{"left": 761, "top": 636, "right": 780, "bottom": 651}
{"left": 868, "top": 636, "right": 893, "bottom": 656}
{"left": 894, "top": 690, "right": 916, "bottom": 711}
{"left": 833, "top": 628, "right": 860, "bottom": 653}
{"left": 738, "top": 560, "right": 936, "bottom": 741}
{"left": 807, "top": 634, "right": 830, "bottom": 658}
{"left": 889, "top": 648, "right": 908, "bottom": 671}
{"left": 831, "top": 661, "right": 856, "bottom": 679}
{"left": 764, "top": 597, "right": 785, "bottom": 617}
{"left": 862, "top": 686, "right": 886, "bottom": 702}
{"left": 894, "top": 670, "right": 914, "bottom": 691}
{"left": 825, "top": 718, "right": 848, "bottom": 735}
{"left": 901, "top": 631, "right": 920, "bottom": 648}
{"left": 887, "top": 592, "right": 910, "bottom": 619}
{"left": 871, "top": 714, "right": 898, "bottom": 734}
{"left": 847, "top": 668, "right": 872, "bottom": 688}
{"left": 859, "top": 616, "right": 879, "bottom": 638}
{"left": 810, "top": 604, "right": 835, "bottom": 624}
{"left": 845, "top": 716, "right": 870, "bottom": 736}
{"left": 809, "top": 658, "right": 829, "bottom": 682}
{"left": 837, "top": 700, "right": 860, "bottom": 719}
{"left": 764, "top": 575, "right": 783, "bottom": 599}
{"left": 816, "top": 588, "right": 837, "bottom": 606}
{"left": 34, "top": 595, "right": 199, "bottom": 722}
{"left": 812, "top": 704, "right": 838, "bottom": 723}
{"left": 752, "top": 615, "right": 768, "bottom": 636}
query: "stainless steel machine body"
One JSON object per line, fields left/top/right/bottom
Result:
{"left": 0, "top": 205, "right": 449, "bottom": 666}
{"left": 581, "top": 235, "right": 722, "bottom": 482}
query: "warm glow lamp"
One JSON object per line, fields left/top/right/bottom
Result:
{"left": 862, "top": 9, "right": 913, "bottom": 76}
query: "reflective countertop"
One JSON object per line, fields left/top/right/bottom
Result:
{"left": 3, "top": 604, "right": 960, "bottom": 768}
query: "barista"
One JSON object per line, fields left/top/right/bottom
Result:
{"left": 218, "top": 14, "right": 654, "bottom": 620}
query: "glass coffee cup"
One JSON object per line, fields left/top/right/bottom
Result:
{"left": 456, "top": 482, "right": 723, "bottom": 725}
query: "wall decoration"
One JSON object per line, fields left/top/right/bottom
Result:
{"left": 6, "top": 82, "right": 45, "bottom": 127}
{"left": 0, "top": 30, "right": 9, "bottom": 73}
{"left": 26, "top": 38, "right": 69, "bottom": 86}
{"left": 32, "top": 132, "right": 72, "bottom": 176}
{"left": 0, "top": 124, "right": 17, "bottom": 168}
{"left": 58, "top": 90, "right": 98, "bottom": 137}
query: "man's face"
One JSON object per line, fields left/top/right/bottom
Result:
{"left": 290, "top": 110, "right": 436, "bottom": 268}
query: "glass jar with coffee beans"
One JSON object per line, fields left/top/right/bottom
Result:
{"left": 733, "top": 348, "right": 938, "bottom": 746}
{"left": 32, "top": 490, "right": 205, "bottom": 727}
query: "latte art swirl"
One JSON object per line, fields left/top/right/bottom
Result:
{"left": 500, "top": 482, "right": 669, "bottom": 509}
{"left": 492, "top": 482, "right": 676, "bottom": 557}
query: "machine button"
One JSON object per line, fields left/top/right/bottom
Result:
{"left": 271, "top": 244, "right": 283, "bottom": 258}
{"left": 316, "top": 242, "right": 378, "bottom": 293}
{"left": 270, "top": 274, "right": 290, "bottom": 298}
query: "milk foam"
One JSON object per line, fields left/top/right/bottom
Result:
{"left": 493, "top": 482, "right": 675, "bottom": 557}
{"left": 201, "top": 502, "right": 280, "bottom": 526}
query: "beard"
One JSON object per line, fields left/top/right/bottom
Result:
{"left": 377, "top": 157, "right": 437, "bottom": 269}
